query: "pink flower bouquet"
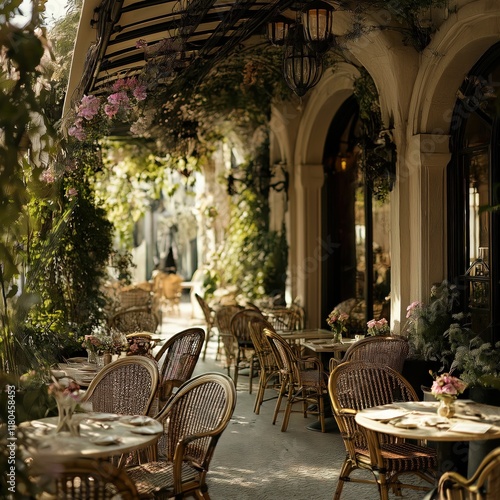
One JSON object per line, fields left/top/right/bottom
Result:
{"left": 366, "top": 317, "right": 390, "bottom": 336}
{"left": 430, "top": 372, "right": 467, "bottom": 400}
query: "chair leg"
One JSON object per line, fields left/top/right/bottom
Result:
{"left": 233, "top": 362, "right": 239, "bottom": 389}
{"left": 248, "top": 355, "right": 254, "bottom": 395}
{"left": 334, "top": 459, "right": 355, "bottom": 500}
{"left": 254, "top": 372, "right": 265, "bottom": 414}
{"left": 272, "top": 376, "right": 288, "bottom": 425}
{"left": 318, "top": 394, "right": 325, "bottom": 433}
{"left": 281, "top": 383, "right": 295, "bottom": 432}
{"left": 202, "top": 328, "right": 212, "bottom": 361}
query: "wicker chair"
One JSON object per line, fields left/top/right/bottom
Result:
{"left": 110, "top": 307, "right": 159, "bottom": 334}
{"left": 329, "top": 335, "right": 409, "bottom": 373}
{"left": 248, "top": 317, "right": 281, "bottom": 414}
{"left": 329, "top": 361, "right": 437, "bottom": 500}
{"left": 153, "top": 271, "right": 183, "bottom": 315}
{"left": 436, "top": 447, "right": 500, "bottom": 500}
{"left": 153, "top": 327, "right": 205, "bottom": 413}
{"left": 31, "top": 457, "right": 139, "bottom": 499}
{"left": 265, "top": 328, "right": 328, "bottom": 432}
{"left": 215, "top": 304, "right": 243, "bottom": 378}
{"left": 265, "top": 308, "right": 301, "bottom": 332}
{"left": 117, "top": 286, "right": 152, "bottom": 311}
{"left": 229, "top": 308, "right": 265, "bottom": 392}
{"left": 81, "top": 356, "right": 159, "bottom": 416}
{"left": 126, "top": 372, "right": 236, "bottom": 499}
{"left": 195, "top": 293, "right": 217, "bottom": 361}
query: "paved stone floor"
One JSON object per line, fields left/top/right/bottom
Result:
{"left": 157, "top": 298, "right": 431, "bottom": 500}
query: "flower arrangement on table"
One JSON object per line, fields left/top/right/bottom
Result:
{"left": 326, "top": 308, "right": 349, "bottom": 342}
{"left": 430, "top": 371, "right": 467, "bottom": 418}
{"left": 81, "top": 331, "right": 123, "bottom": 356}
{"left": 125, "top": 332, "right": 154, "bottom": 357}
{"left": 48, "top": 378, "right": 84, "bottom": 435}
{"left": 366, "top": 317, "right": 390, "bottom": 336}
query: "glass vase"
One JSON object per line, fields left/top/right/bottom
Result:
{"left": 332, "top": 330, "right": 342, "bottom": 344}
{"left": 437, "top": 396, "right": 456, "bottom": 418}
{"left": 55, "top": 398, "right": 80, "bottom": 436}
{"left": 87, "top": 349, "right": 97, "bottom": 364}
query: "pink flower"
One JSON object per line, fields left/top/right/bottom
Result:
{"left": 104, "top": 103, "right": 120, "bottom": 118}
{"left": 66, "top": 187, "right": 78, "bottom": 198}
{"left": 68, "top": 121, "right": 87, "bottom": 141}
{"left": 406, "top": 301, "right": 423, "bottom": 318}
{"left": 366, "top": 317, "right": 390, "bottom": 336}
{"left": 430, "top": 372, "right": 467, "bottom": 399}
{"left": 107, "top": 91, "right": 130, "bottom": 107}
{"left": 77, "top": 95, "right": 101, "bottom": 120}
{"left": 136, "top": 39, "right": 148, "bottom": 49}
{"left": 133, "top": 84, "right": 147, "bottom": 101}
{"left": 41, "top": 168, "right": 55, "bottom": 183}
{"left": 112, "top": 78, "right": 128, "bottom": 92}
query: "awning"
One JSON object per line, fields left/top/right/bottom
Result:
{"left": 63, "top": 0, "right": 296, "bottom": 116}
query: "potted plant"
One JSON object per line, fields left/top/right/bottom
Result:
{"left": 402, "top": 280, "right": 467, "bottom": 395}
{"left": 404, "top": 280, "right": 465, "bottom": 370}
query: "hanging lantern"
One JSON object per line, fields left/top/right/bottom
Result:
{"left": 266, "top": 15, "right": 292, "bottom": 46}
{"left": 302, "top": 0, "right": 334, "bottom": 53}
{"left": 283, "top": 24, "right": 323, "bottom": 97}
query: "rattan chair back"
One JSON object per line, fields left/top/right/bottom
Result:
{"left": 117, "top": 286, "right": 152, "bottom": 310}
{"left": 81, "top": 356, "right": 159, "bottom": 416}
{"left": 329, "top": 335, "right": 409, "bottom": 373}
{"left": 127, "top": 373, "right": 236, "bottom": 499}
{"left": 32, "top": 457, "right": 139, "bottom": 499}
{"left": 195, "top": 293, "right": 217, "bottom": 361}
{"left": 110, "top": 307, "right": 159, "bottom": 334}
{"left": 265, "top": 308, "right": 301, "bottom": 331}
{"left": 153, "top": 271, "right": 183, "bottom": 313}
{"left": 229, "top": 309, "right": 265, "bottom": 391}
{"left": 329, "top": 361, "right": 436, "bottom": 499}
{"left": 215, "top": 305, "right": 243, "bottom": 375}
{"left": 248, "top": 317, "right": 280, "bottom": 414}
{"left": 154, "top": 327, "right": 205, "bottom": 407}
{"left": 437, "top": 447, "right": 500, "bottom": 500}
{"left": 265, "top": 328, "right": 327, "bottom": 432}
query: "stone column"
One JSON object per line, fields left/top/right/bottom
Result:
{"left": 294, "top": 163, "right": 325, "bottom": 328}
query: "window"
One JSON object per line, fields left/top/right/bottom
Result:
{"left": 448, "top": 43, "right": 500, "bottom": 341}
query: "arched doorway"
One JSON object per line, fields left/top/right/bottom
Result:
{"left": 321, "top": 96, "right": 391, "bottom": 332}
{"left": 448, "top": 42, "right": 500, "bottom": 342}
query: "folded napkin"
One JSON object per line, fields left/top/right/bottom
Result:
{"left": 361, "top": 408, "right": 408, "bottom": 421}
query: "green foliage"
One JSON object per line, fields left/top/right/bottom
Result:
{"left": 353, "top": 68, "right": 396, "bottom": 203}
{"left": 450, "top": 336, "right": 500, "bottom": 388}
{"left": 0, "top": 1, "right": 60, "bottom": 376}
{"left": 26, "top": 170, "right": 114, "bottom": 345}
{"left": 211, "top": 146, "right": 288, "bottom": 301}
{"left": 405, "top": 281, "right": 465, "bottom": 369}
{"left": 93, "top": 140, "right": 201, "bottom": 247}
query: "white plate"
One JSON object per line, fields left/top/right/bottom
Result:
{"left": 78, "top": 365, "right": 98, "bottom": 372}
{"left": 90, "top": 435, "right": 121, "bottom": 445}
{"left": 121, "top": 415, "right": 154, "bottom": 426}
{"left": 66, "top": 357, "right": 88, "bottom": 364}
{"left": 87, "top": 413, "right": 120, "bottom": 421}
{"left": 130, "top": 426, "right": 161, "bottom": 435}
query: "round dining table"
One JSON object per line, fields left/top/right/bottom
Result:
{"left": 19, "top": 412, "right": 162, "bottom": 461}
{"left": 355, "top": 400, "right": 500, "bottom": 476}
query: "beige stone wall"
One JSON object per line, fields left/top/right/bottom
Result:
{"left": 270, "top": 0, "right": 500, "bottom": 329}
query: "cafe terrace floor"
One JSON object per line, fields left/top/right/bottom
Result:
{"left": 158, "top": 298, "right": 427, "bottom": 500}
